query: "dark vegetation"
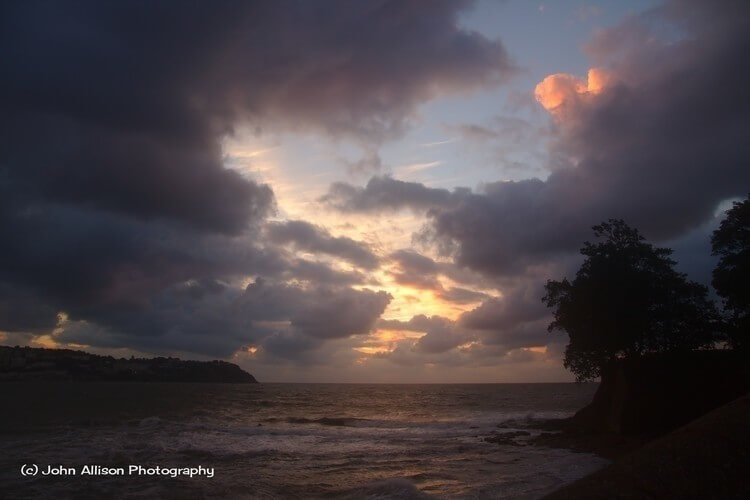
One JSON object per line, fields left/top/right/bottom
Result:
{"left": 543, "top": 219, "right": 720, "bottom": 382}
{"left": 712, "top": 196, "right": 750, "bottom": 349}
{"left": 0, "top": 345, "right": 257, "bottom": 383}
{"left": 536, "top": 194, "right": 750, "bottom": 445}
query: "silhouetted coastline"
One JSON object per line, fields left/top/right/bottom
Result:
{"left": 515, "top": 350, "right": 750, "bottom": 497}
{"left": 0, "top": 345, "right": 257, "bottom": 383}
{"left": 542, "top": 392, "right": 750, "bottom": 498}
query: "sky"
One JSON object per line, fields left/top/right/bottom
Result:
{"left": 1, "top": 0, "right": 749, "bottom": 382}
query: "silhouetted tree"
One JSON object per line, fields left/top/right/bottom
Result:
{"left": 712, "top": 195, "right": 750, "bottom": 348}
{"left": 543, "top": 219, "right": 719, "bottom": 381}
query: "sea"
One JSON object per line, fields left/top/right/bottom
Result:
{"left": 0, "top": 382, "right": 606, "bottom": 499}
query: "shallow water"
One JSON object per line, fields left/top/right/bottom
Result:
{"left": 0, "top": 382, "right": 605, "bottom": 499}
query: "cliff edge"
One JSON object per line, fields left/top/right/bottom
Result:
{"left": 544, "top": 392, "right": 750, "bottom": 498}
{"left": 572, "top": 349, "right": 750, "bottom": 436}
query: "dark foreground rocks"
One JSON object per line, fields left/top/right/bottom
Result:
{"left": 573, "top": 350, "right": 750, "bottom": 436}
{"left": 543, "top": 392, "right": 750, "bottom": 499}
{"left": 529, "top": 420, "right": 648, "bottom": 460}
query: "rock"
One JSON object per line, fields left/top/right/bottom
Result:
{"left": 573, "top": 350, "right": 750, "bottom": 436}
{"left": 544, "top": 393, "right": 750, "bottom": 499}
{"left": 484, "top": 430, "right": 531, "bottom": 445}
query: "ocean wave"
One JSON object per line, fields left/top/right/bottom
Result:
{"left": 330, "top": 478, "right": 434, "bottom": 499}
{"left": 277, "top": 416, "right": 370, "bottom": 427}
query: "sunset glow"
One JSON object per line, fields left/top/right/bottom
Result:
{"left": 534, "top": 68, "right": 612, "bottom": 112}
{"left": 2, "top": 0, "right": 746, "bottom": 384}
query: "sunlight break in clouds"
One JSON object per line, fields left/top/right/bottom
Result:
{"left": 4, "top": 0, "right": 748, "bottom": 384}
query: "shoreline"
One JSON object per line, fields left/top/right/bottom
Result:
{"left": 528, "top": 417, "right": 651, "bottom": 460}
{"left": 536, "top": 393, "right": 750, "bottom": 498}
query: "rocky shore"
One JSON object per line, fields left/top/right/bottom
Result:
{"left": 0, "top": 345, "right": 257, "bottom": 383}
{"left": 516, "top": 351, "right": 750, "bottom": 497}
{"left": 542, "top": 392, "right": 750, "bottom": 498}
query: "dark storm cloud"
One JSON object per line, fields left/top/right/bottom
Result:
{"left": 285, "top": 259, "right": 371, "bottom": 287}
{"left": 326, "top": 0, "right": 750, "bottom": 280}
{"left": 0, "top": 204, "right": 283, "bottom": 310}
{"left": 388, "top": 250, "right": 442, "bottom": 289}
{"left": 459, "top": 284, "right": 547, "bottom": 333}
{"left": 378, "top": 314, "right": 474, "bottom": 353}
{"left": 413, "top": 0, "right": 750, "bottom": 360}
{"left": 413, "top": 320, "right": 474, "bottom": 353}
{"left": 0, "top": 284, "right": 59, "bottom": 334}
{"left": 385, "top": 248, "right": 498, "bottom": 292}
{"left": 266, "top": 220, "right": 379, "bottom": 270}
{"left": 476, "top": 318, "right": 551, "bottom": 351}
{"left": 260, "top": 330, "right": 324, "bottom": 362}
{"left": 241, "top": 279, "right": 392, "bottom": 359}
{"left": 320, "top": 176, "right": 471, "bottom": 213}
{"left": 0, "top": 0, "right": 511, "bottom": 356}
{"left": 239, "top": 279, "right": 391, "bottom": 340}
{"left": 289, "top": 288, "right": 392, "bottom": 340}
{"left": 376, "top": 301, "right": 548, "bottom": 357}
{"left": 59, "top": 278, "right": 391, "bottom": 357}
{"left": 436, "top": 287, "right": 490, "bottom": 304}
{"left": 410, "top": 284, "right": 550, "bottom": 352}
{"left": 390, "top": 250, "right": 439, "bottom": 275}
{"left": 428, "top": 0, "right": 750, "bottom": 276}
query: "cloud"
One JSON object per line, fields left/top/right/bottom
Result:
{"left": 0, "top": 284, "right": 59, "bottom": 334}
{"left": 459, "top": 284, "right": 548, "bottom": 334}
{"left": 436, "top": 287, "right": 490, "bottom": 304}
{"left": 238, "top": 278, "right": 392, "bottom": 341}
{"left": 446, "top": 116, "right": 540, "bottom": 146}
{"left": 337, "top": 0, "right": 750, "bottom": 369}
{"left": 342, "top": 150, "right": 384, "bottom": 176}
{"left": 423, "top": 0, "right": 750, "bottom": 276}
{"left": 305, "top": 0, "right": 750, "bottom": 376}
{"left": 0, "top": 0, "right": 512, "bottom": 358}
{"left": 58, "top": 278, "right": 391, "bottom": 357}
{"left": 0, "top": 205, "right": 281, "bottom": 308}
{"left": 321, "top": 176, "right": 471, "bottom": 213}
{"left": 378, "top": 314, "right": 475, "bottom": 353}
{"left": 375, "top": 298, "right": 549, "bottom": 356}
{"left": 384, "top": 248, "right": 501, "bottom": 294}
{"left": 266, "top": 220, "right": 380, "bottom": 270}
{"left": 534, "top": 68, "right": 612, "bottom": 113}
{"left": 291, "top": 288, "right": 391, "bottom": 339}
{"left": 284, "top": 259, "right": 371, "bottom": 287}
{"left": 324, "top": 1, "right": 750, "bottom": 280}
{"left": 450, "top": 123, "right": 500, "bottom": 142}
{"left": 388, "top": 250, "right": 442, "bottom": 289}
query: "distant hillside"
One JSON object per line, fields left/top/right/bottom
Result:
{"left": 0, "top": 345, "right": 257, "bottom": 383}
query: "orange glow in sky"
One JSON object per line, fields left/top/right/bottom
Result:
{"left": 534, "top": 68, "right": 611, "bottom": 112}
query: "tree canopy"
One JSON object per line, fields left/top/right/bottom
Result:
{"left": 543, "top": 219, "right": 719, "bottom": 381}
{"left": 712, "top": 195, "right": 750, "bottom": 348}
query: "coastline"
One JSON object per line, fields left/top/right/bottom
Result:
{"left": 536, "top": 392, "right": 750, "bottom": 498}
{"left": 528, "top": 417, "right": 650, "bottom": 461}
{"left": 0, "top": 345, "right": 257, "bottom": 383}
